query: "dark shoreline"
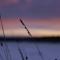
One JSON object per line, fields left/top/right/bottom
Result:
{"left": 0, "top": 36, "right": 60, "bottom": 42}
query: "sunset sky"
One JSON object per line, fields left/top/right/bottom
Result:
{"left": 0, "top": 18, "right": 60, "bottom": 37}
{"left": 0, "top": 0, "right": 60, "bottom": 37}
{"left": 0, "top": 0, "right": 60, "bottom": 18}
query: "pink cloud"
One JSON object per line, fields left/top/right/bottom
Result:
{"left": 26, "top": 0, "right": 32, "bottom": 4}
{"left": 0, "top": 0, "right": 32, "bottom": 8}
{"left": 0, "top": 0, "right": 19, "bottom": 7}
{"left": 5, "top": 0, "right": 19, "bottom": 4}
{"left": 26, "top": 0, "right": 32, "bottom": 7}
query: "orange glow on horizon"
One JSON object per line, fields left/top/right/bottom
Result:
{"left": 0, "top": 18, "right": 60, "bottom": 37}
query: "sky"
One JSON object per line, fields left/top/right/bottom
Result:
{"left": 0, "top": 0, "right": 60, "bottom": 37}
{"left": 0, "top": 18, "right": 60, "bottom": 37}
{"left": 0, "top": 0, "right": 60, "bottom": 18}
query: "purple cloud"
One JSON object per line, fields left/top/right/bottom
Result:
{"left": 0, "top": 0, "right": 20, "bottom": 7}
{"left": 0, "top": 0, "right": 32, "bottom": 7}
{"left": 0, "top": 0, "right": 60, "bottom": 18}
